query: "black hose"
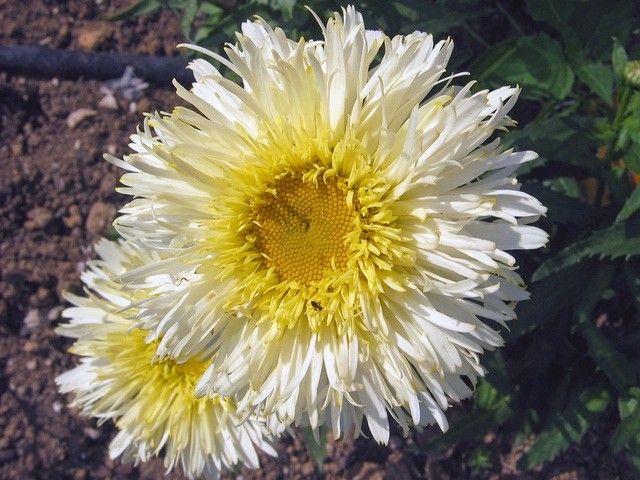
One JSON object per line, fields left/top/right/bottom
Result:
{"left": 0, "top": 44, "right": 194, "bottom": 86}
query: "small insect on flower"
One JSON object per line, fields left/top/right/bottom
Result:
{"left": 56, "top": 240, "right": 276, "bottom": 479}
{"left": 105, "top": 6, "right": 547, "bottom": 443}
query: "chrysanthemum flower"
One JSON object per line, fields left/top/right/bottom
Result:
{"left": 56, "top": 239, "right": 276, "bottom": 480}
{"left": 108, "top": 7, "right": 547, "bottom": 443}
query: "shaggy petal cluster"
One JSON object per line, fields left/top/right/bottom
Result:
{"left": 56, "top": 240, "right": 276, "bottom": 479}
{"left": 61, "top": 5, "right": 547, "bottom": 449}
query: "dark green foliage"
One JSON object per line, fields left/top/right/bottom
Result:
{"left": 533, "top": 219, "right": 640, "bottom": 282}
{"left": 519, "top": 382, "right": 611, "bottom": 470}
{"left": 472, "top": 34, "right": 575, "bottom": 101}
{"left": 468, "top": 446, "right": 494, "bottom": 473}
{"left": 611, "top": 388, "right": 640, "bottom": 455}
{"left": 422, "top": 374, "right": 513, "bottom": 450}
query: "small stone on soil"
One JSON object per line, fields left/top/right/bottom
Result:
{"left": 85, "top": 201, "right": 116, "bottom": 235}
{"left": 24, "top": 206, "right": 53, "bottom": 231}
{"left": 76, "top": 22, "right": 113, "bottom": 51}
{"left": 66, "top": 109, "right": 97, "bottom": 129}
{"left": 22, "top": 309, "right": 46, "bottom": 335}
{"left": 63, "top": 205, "right": 82, "bottom": 229}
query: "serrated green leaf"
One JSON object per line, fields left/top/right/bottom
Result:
{"left": 506, "top": 261, "right": 593, "bottom": 341}
{"left": 611, "top": 388, "right": 640, "bottom": 454}
{"left": 105, "top": 0, "right": 163, "bottom": 21}
{"left": 475, "top": 378, "right": 505, "bottom": 411}
{"left": 472, "top": 34, "right": 574, "bottom": 101}
{"left": 533, "top": 219, "right": 640, "bottom": 282}
{"left": 520, "top": 383, "right": 610, "bottom": 469}
{"left": 616, "top": 186, "right": 640, "bottom": 223}
{"left": 575, "top": 63, "right": 613, "bottom": 105}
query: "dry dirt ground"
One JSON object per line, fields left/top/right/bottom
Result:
{"left": 0, "top": 1, "right": 634, "bottom": 479}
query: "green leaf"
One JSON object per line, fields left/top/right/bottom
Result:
{"left": 302, "top": 426, "right": 326, "bottom": 472}
{"left": 180, "top": 0, "right": 200, "bottom": 40}
{"left": 532, "top": 218, "right": 640, "bottom": 282}
{"left": 403, "top": 1, "right": 494, "bottom": 36}
{"left": 617, "top": 186, "right": 640, "bottom": 223}
{"left": 472, "top": 34, "right": 574, "bottom": 101}
{"left": 506, "top": 261, "right": 593, "bottom": 341}
{"left": 504, "top": 116, "right": 601, "bottom": 175}
{"left": 546, "top": 177, "right": 583, "bottom": 199}
{"left": 520, "top": 383, "right": 611, "bottom": 469}
{"left": 630, "top": 450, "right": 640, "bottom": 476}
{"left": 612, "top": 38, "right": 629, "bottom": 79}
{"left": 575, "top": 63, "right": 613, "bottom": 105}
{"left": 522, "top": 183, "right": 599, "bottom": 225}
{"left": 574, "top": 260, "right": 618, "bottom": 318}
{"left": 254, "top": 0, "right": 297, "bottom": 18}
{"left": 569, "top": 262, "right": 637, "bottom": 391}
{"left": 624, "top": 141, "right": 640, "bottom": 174}
{"left": 526, "top": 0, "right": 570, "bottom": 32}
{"left": 480, "top": 350, "right": 510, "bottom": 394}
{"left": 619, "top": 388, "right": 640, "bottom": 418}
{"left": 527, "top": 0, "right": 633, "bottom": 61}
{"left": 616, "top": 394, "right": 640, "bottom": 470}
{"left": 629, "top": 92, "right": 640, "bottom": 120}
{"left": 624, "top": 261, "right": 640, "bottom": 305}
{"left": 272, "top": 0, "right": 297, "bottom": 18}
{"left": 577, "top": 312, "right": 636, "bottom": 392}
{"left": 611, "top": 388, "right": 640, "bottom": 454}
{"left": 105, "top": 0, "right": 162, "bottom": 21}
{"left": 423, "top": 405, "right": 511, "bottom": 451}
{"left": 468, "top": 447, "right": 493, "bottom": 472}
{"left": 424, "top": 377, "right": 511, "bottom": 450}
{"left": 475, "top": 378, "right": 506, "bottom": 411}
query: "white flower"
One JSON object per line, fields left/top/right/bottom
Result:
{"left": 106, "top": 7, "right": 547, "bottom": 443}
{"left": 56, "top": 239, "right": 276, "bottom": 479}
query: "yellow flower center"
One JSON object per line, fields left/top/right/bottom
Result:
{"left": 96, "top": 329, "right": 210, "bottom": 388}
{"left": 253, "top": 173, "right": 355, "bottom": 284}
{"left": 170, "top": 356, "right": 210, "bottom": 380}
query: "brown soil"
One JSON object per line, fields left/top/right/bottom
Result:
{"left": 0, "top": 1, "right": 634, "bottom": 479}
